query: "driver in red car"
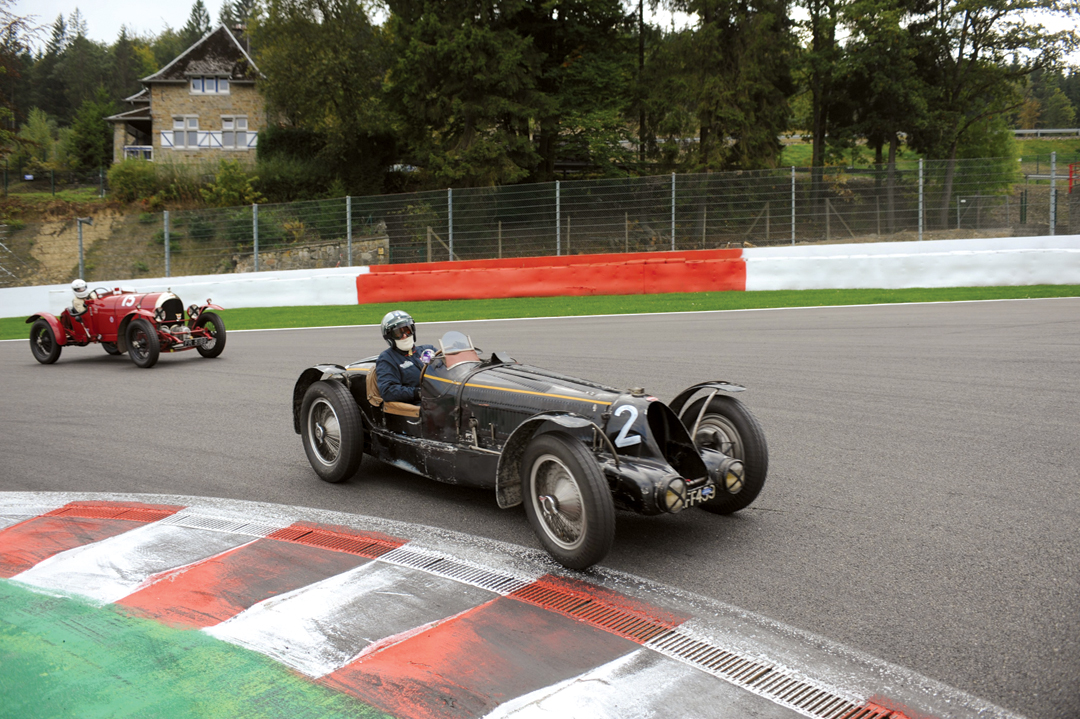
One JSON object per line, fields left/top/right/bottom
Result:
{"left": 376, "top": 310, "right": 436, "bottom": 404}
{"left": 67, "top": 278, "right": 92, "bottom": 341}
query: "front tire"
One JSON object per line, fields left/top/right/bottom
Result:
{"left": 521, "top": 432, "right": 615, "bottom": 570}
{"left": 195, "top": 311, "right": 226, "bottom": 358}
{"left": 684, "top": 394, "right": 768, "bottom": 514}
{"left": 300, "top": 380, "right": 364, "bottom": 483}
{"left": 29, "top": 319, "right": 62, "bottom": 364}
{"left": 126, "top": 318, "right": 160, "bottom": 368}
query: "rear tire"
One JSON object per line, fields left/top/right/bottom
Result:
{"left": 29, "top": 319, "right": 62, "bottom": 364}
{"left": 301, "top": 380, "right": 364, "bottom": 483}
{"left": 102, "top": 342, "right": 122, "bottom": 355}
{"left": 683, "top": 394, "right": 768, "bottom": 514}
{"left": 522, "top": 432, "right": 615, "bottom": 570}
{"left": 126, "top": 318, "right": 160, "bottom": 368}
{"left": 195, "top": 311, "right": 226, "bottom": 358}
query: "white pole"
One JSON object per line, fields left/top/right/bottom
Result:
{"left": 78, "top": 220, "right": 85, "bottom": 279}
{"left": 556, "top": 180, "right": 561, "bottom": 256}
{"left": 163, "top": 211, "right": 170, "bottom": 277}
{"left": 670, "top": 172, "right": 676, "bottom": 251}
{"left": 1050, "top": 151, "right": 1056, "bottom": 236}
{"left": 791, "top": 166, "right": 796, "bottom": 245}
{"left": 918, "top": 159, "right": 924, "bottom": 242}
{"left": 346, "top": 196, "right": 352, "bottom": 265}
{"left": 253, "top": 203, "right": 259, "bottom": 271}
{"left": 448, "top": 188, "right": 453, "bottom": 260}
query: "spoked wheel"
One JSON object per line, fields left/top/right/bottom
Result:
{"left": 29, "top": 319, "right": 62, "bottom": 364}
{"left": 195, "top": 311, "right": 226, "bottom": 358}
{"left": 521, "top": 432, "right": 615, "bottom": 570}
{"left": 300, "top": 380, "right": 364, "bottom": 483}
{"left": 126, "top": 318, "right": 160, "bottom": 368}
{"left": 684, "top": 394, "right": 768, "bottom": 514}
{"left": 102, "top": 342, "right": 123, "bottom": 355}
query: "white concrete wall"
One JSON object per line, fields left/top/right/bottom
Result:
{"left": 0, "top": 266, "right": 370, "bottom": 319}
{"left": 744, "top": 235, "right": 1080, "bottom": 291}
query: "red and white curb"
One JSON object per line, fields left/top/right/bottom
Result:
{"left": 1, "top": 492, "right": 1025, "bottom": 719}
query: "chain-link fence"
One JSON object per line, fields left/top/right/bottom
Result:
{"left": 1, "top": 155, "right": 1075, "bottom": 289}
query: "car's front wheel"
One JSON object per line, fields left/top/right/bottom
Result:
{"left": 126, "top": 318, "right": 160, "bottom": 368}
{"left": 300, "top": 380, "right": 364, "bottom": 483}
{"left": 29, "top": 319, "right": 62, "bottom": 364}
{"left": 683, "top": 394, "right": 768, "bottom": 514}
{"left": 522, "top": 432, "right": 615, "bottom": 570}
{"left": 195, "top": 311, "right": 226, "bottom": 358}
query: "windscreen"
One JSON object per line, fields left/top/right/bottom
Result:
{"left": 439, "top": 331, "right": 474, "bottom": 354}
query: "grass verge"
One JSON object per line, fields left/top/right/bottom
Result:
{"left": 4, "top": 285, "right": 1078, "bottom": 342}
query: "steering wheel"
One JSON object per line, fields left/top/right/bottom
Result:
{"left": 90, "top": 287, "right": 110, "bottom": 300}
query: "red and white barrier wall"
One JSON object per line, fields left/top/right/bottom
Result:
{"left": 2, "top": 236, "right": 1078, "bottom": 319}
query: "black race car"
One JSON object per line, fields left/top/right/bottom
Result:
{"left": 292, "top": 331, "right": 768, "bottom": 569}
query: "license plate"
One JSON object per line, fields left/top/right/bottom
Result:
{"left": 686, "top": 483, "right": 717, "bottom": 506}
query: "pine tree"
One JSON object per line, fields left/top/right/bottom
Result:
{"left": 181, "top": 0, "right": 212, "bottom": 48}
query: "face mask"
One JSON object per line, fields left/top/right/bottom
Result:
{"left": 395, "top": 336, "right": 415, "bottom": 352}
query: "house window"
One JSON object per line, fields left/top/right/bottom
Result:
{"left": 172, "top": 116, "right": 199, "bottom": 148}
{"left": 221, "top": 116, "right": 249, "bottom": 149}
{"left": 190, "top": 76, "right": 229, "bottom": 94}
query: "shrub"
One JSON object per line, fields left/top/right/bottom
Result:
{"left": 201, "top": 159, "right": 264, "bottom": 208}
{"left": 255, "top": 155, "right": 331, "bottom": 202}
{"left": 108, "top": 159, "right": 160, "bottom": 201}
{"left": 138, "top": 212, "right": 156, "bottom": 224}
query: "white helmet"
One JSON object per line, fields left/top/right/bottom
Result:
{"left": 71, "top": 279, "right": 89, "bottom": 299}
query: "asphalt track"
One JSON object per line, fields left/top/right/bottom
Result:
{"left": 1, "top": 298, "right": 1078, "bottom": 718}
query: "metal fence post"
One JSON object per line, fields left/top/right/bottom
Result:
{"left": 918, "top": 159, "right": 924, "bottom": 241}
{"left": 791, "top": 166, "right": 796, "bottom": 245}
{"left": 556, "top": 181, "right": 561, "bottom": 256}
{"left": 1050, "top": 151, "right": 1056, "bottom": 236}
{"left": 77, "top": 220, "right": 85, "bottom": 279}
{"left": 671, "top": 172, "right": 676, "bottom": 251}
{"left": 51, "top": 170, "right": 55, "bottom": 196}
{"left": 346, "top": 196, "right": 352, "bottom": 266}
{"left": 99, "top": 167, "right": 104, "bottom": 198}
{"left": 163, "top": 211, "right": 170, "bottom": 278}
{"left": 253, "top": 203, "right": 259, "bottom": 272}
{"left": 448, "top": 188, "right": 453, "bottom": 261}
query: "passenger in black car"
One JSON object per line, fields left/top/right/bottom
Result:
{"left": 375, "top": 310, "right": 437, "bottom": 404}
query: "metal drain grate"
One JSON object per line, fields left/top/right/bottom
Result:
{"left": 158, "top": 513, "right": 279, "bottom": 538}
{"left": 43, "top": 503, "right": 179, "bottom": 522}
{"left": 380, "top": 546, "right": 532, "bottom": 595}
{"left": 267, "top": 526, "right": 403, "bottom": 558}
{"left": 509, "top": 581, "right": 680, "bottom": 643}
{"left": 647, "top": 628, "right": 875, "bottom": 719}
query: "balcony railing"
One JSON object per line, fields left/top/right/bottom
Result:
{"left": 124, "top": 146, "right": 153, "bottom": 160}
{"left": 160, "top": 131, "right": 259, "bottom": 151}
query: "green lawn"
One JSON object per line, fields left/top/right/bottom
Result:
{"left": 5, "top": 286, "right": 1078, "bottom": 342}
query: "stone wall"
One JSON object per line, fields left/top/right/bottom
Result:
{"left": 231, "top": 236, "right": 390, "bottom": 273}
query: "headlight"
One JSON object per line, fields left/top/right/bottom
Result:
{"left": 154, "top": 306, "right": 166, "bottom": 322}
{"left": 187, "top": 304, "right": 200, "bottom": 320}
{"left": 661, "top": 477, "right": 688, "bottom": 513}
{"left": 720, "top": 459, "right": 745, "bottom": 494}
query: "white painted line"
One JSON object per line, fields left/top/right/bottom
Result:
{"left": 12, "top": 521, "right": 255, "bottom": 604}
{"left": 205, "top": 560, "right": 498, "bottom": 677}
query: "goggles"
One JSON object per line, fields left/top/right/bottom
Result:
{"left": 390, "top": 325, "right": 414, "bottom": 341}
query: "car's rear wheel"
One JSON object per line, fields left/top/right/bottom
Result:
{"left": 102, "top": 342, "right": 122, "bottom": 355}
{"left": 301, "top": 380, "right": 364, "bottom": 483}
{"left": 29, "top": 319, "right": 62, "bottom": 364}
{"left": 195, "top": 311, "right": 226, "bottom": 358}
{"left": 522, "top": 432, "right": 615, "bottom": 570}
{"left": 684, "top": 394, "right": 768, "bottom": 514}
{"left": 126, "top": 318, "right": 160, "bottom": 368}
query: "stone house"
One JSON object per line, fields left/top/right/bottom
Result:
{"left": 106, "top": 25, "right": 264, "bottom": 165}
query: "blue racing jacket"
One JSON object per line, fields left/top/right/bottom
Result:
{"left": 375, "top": 344, "right": 436, "bottom": 403}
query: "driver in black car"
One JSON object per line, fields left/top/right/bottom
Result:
{"left": 376, "top": 310, "right": 437, "bottom": 404}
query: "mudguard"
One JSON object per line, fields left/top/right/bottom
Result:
{"left": 115, "top": 309, "right": 159, "bottom": 354}
{"left": 668, "top": 381, "right": 747, "bottom": 421}
{"left": 495, "top": 411, "right": 605, "bottom": 509}
{"left": 25, "top": 313, "right": 68, "bottom": 346}
{"left": 292, "top": 364, "right": 349, "bottom": 433}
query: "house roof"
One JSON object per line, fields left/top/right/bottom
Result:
{"left": 123, "top": 88, "right": 150, "bottom": 104}
{"left": 105, "top": 106, "right": 152, "bottom": 123}
{"left": 142, "top": 25, "right": 260, "bottom": 83}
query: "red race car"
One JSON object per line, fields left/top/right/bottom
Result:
{"left": 27, "top": 281, "right": 226, "bottom": 368}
